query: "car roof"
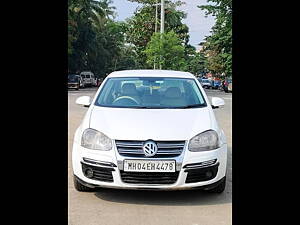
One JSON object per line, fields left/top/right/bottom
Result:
{"left": 107, "top": 70, "right": 195, "bottom": 79}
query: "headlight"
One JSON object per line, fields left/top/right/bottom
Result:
{"left": 81, "top": 129, "right": 112, "bottom": 151}
{"left": 188, "top": 130, "right": 219, "bottom": 151}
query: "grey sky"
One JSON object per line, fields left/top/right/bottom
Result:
{"left": 111, "top": 0, "right": 215, "bottom": 49}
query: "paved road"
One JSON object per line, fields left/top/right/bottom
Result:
{"left": 68, "top": 87, "right": 232, "bottom": 225}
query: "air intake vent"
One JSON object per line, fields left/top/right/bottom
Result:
{"left": 120, "top": 171, "right": 179, "bottom": 184}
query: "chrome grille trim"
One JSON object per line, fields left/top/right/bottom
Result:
{"left": 115, "top": 140, "right": 186, "bottom": 157}
{"left": 182, "top": 159, "right": 218, "bottom": 170}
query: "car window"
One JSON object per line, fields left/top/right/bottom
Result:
{"left": 95, "top": 77, "right": 207, "bottom": 109}
{"left": 68, "top": 75, "right": 79, "bottom": 82}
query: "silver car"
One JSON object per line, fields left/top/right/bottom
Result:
{"left": 199, "top": 78, "right": 212, "bottom": 89}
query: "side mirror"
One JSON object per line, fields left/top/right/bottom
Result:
{"left": 211, "top": 97, "right": 225, "bottom": 109}
{"left": 76, "top": 96, "right": 91, "bottom": 107}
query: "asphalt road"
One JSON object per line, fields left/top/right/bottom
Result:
{"left": 68, "top": 87, "right": 232, "bottom": 225}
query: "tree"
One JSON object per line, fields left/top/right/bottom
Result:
{"left": 144, "top": 31, "right": 187, "bottom": 70}
{"left": 68, "top": 0, "right": 128, "bottom": 77}
{"left": 125, "top": 0, "right": 189, "bottom": 68}
{"left": 184, "top": 45, "right": 207, "bottom": 75}
{"left": 199, "top": 0, "right": 232, "bottom": 77}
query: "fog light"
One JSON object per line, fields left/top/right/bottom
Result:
{"left": 205, "top": 170, "right": 213, "bottom": 178}
{"left": 84, "top": 168, "right": 93, "bottom": 178}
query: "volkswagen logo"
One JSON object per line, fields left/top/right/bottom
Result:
{"left": 142, "top": 141, "right": 158, "bottom": 157}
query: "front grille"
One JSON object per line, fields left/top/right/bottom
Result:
{"left": 81, "top": 162, "right": 114, "bottom": 182}
{"left": 115, "top": 140, "right": 185, "bottom": 158}
{"left": 120, "top": 171, "right": 179, "bottom": 184}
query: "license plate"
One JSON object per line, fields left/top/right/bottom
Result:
{"left": 124, "top": 160, "right": 176, "bottom": 172}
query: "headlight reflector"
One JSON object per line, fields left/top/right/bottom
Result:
{"left": 188, "top": 130, "right": 219, "bottom": 151}
{"left": 81, "top": 129, "right": 112, "bottom": 150}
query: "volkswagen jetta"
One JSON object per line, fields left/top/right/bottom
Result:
{"left": 72, "top": 70, "right": 227, "bottom": 193}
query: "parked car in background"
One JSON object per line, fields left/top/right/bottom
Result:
{"left": 68, "top": 74, "right": 80, "bottom": 90}
{"left": 222, "top": 78, "right": 232, "bottom": 93}
{"left": 212, "top": 80, "right": 221, "bottom": 89}
{"left": 80, "top": 71, "right": 94, "bottom": 87}
{"left": 228, "top": 81, "right": 232, "bottom": 92}
{"left": 79, "top": 76, "right": 84, "bottom": 88}
{"left": 201, "top": 79, "right": 212, "bottom": 89}
{"left": 92, "top": 75, "right": 97, "bottom": 87}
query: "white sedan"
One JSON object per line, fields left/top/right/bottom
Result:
{"left": 72, "top": 70, "right": 227, "bottom": 193}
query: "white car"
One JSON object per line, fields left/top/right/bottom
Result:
{"left": 80, "top": 71, "right": 94, "bottom": 87}
{"left": 72, "top": 70, "right": 227, "bottom": 193}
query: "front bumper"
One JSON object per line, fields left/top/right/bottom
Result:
{"left": 72, "top": 141, "right": 227, "bottom": 190}
{"left": 68, "top": 83, "right": 79, "bottom": 89}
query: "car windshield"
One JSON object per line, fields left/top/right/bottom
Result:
{"left": 95, "top": 77, "right": 207, "bottom": 109}
{"left": 68, "top": 75, "right": 78, "bottom": 82}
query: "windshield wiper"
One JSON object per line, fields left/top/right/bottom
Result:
{"left": 178, "top": 104, "right": 206, "bottom": 109}
{"left": 116, "top": 105, "right": 206, "bottom": 109}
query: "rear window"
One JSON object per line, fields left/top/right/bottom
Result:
{"left": 86, "top": 75, "right": 91, "bottom": 78}
{"left": 68, "top": 75, "right": 79, "bottom": 82}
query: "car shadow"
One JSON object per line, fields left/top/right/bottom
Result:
{"left": 94, "top": 185, "right": 231, "bottom": 206}
{"left": 94, "top": 145, "right": 232, "bottom": 206}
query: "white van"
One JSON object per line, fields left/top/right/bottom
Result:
{"left": 80, "top": 71, "right": 94, "bottom": 87}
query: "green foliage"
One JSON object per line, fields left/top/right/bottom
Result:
{"left": 144, "top": 31, "right": 187, "bottom": 70}
{"left": 68, "top": 0, "right": 230, "bottom": 78}
{"left": 125, "top": 0, "right": 189, "bottom": 68}
{"left": 68, "top": 0, "right": 129, "bottom": 77}
{"left": 184, "top": 45, "right": 207, "bottom": 75}
{"left": 199, "top": 0, "right": 232, "bottom": 77}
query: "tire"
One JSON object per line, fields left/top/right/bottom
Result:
{"left": 207, "top": 177, "right": 226, "bottom": 194}
{"left": 73, "top": 176, "right": 95, "bottom": 192}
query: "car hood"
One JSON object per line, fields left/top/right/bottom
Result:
{"left": 89, "top": 106, "right": 213, "bottom": 141}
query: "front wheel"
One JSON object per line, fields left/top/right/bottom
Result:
{"left": 73, "top": 176, "right": 94, "bottom": 192}
{"left": 207, "top": 177, "right": 226, "bottom": 193}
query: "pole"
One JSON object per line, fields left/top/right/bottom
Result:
{"left": 160, "top": 0, "right": 165, "bottom": 69}
{"left": 160, "top": 0, "right": 165, "bottom": 34}
{"left": 155, "top": 1, "right": 158, "bottom": 33}
{"left": 154, "top": 0, "right": 158, "bottom": 69}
